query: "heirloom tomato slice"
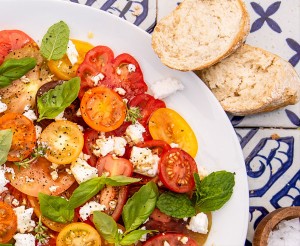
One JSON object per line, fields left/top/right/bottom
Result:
{"left": 0, "top": 202, "right": 17, "bottom": 243}
{"left": 143, "top": 233, "right": 197, "bottom": 246}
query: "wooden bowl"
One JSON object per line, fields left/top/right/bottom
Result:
{"left": 253, "top": 207, "right": 300, "bottom": 246}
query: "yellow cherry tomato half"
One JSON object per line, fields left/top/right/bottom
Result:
{"left": 40, "top": 120, "right": 84, "bottom": 164}
{"left": 80, "top": 86, "right": 126, "bottom": 132}
{"left": 148, "top": 108, "right": 198, "bottom": 157}
{"left": 56, "top": 222, "right": 101, "bottom": 246}
{"left": 48, "top": 39, "right": 94, "bottom": 80}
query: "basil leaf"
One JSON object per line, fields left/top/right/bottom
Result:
{"left": 38, "top": 193, "right": 74, "bottom": 223}
{"left": 0, "top": 129, "right": 13, "bottom": 165}
{"left": 122, "top": 181, "right": 158, "bottom": 232}
{"left": 37, "top": 77, "right": 80, "bottom": 121}
{"left": 93, "top": 211, "right": 119, "bottom": 244}
{"left": 0, "top": 58, "right": 36, "bottom": 88}
{"left": 120, "top": 230, "right": 153, "bottom": 245}
{"left": 68, "top": 177, "right": 105, "bottom": 209}
{"left": 104, "top": 176, "right": 141, "bottom": 186}
{"left": 195, "top": 171, "right": 235, "bottom": 212}
{"left": 40, "top": 21, "right": 70, "bottom": 60}
{"left": 156, "top": 192, "right": 196, "bottom": 219}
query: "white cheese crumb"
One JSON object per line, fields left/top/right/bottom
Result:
{"left": 66, "top": 40, "right": 79, "bottom": 65}
{"left": 186, "top": 212, "right": 208, "bottom": 234}
{"left": 198, "top": 166, "right": 209, "bottom": 180}
{"left": 12, "top": 198, "right": 20, "bottom": 206}
{"left": 76, "top": 108, "right": 82, "bottom": 117}
{"left": 35, "top": 125, "right": 42, "bottom": 139}
{"left": 150, "top": 77, "right": 184, "bottom": 99}
{"left": 114, "top": 87, "right": 126, "bottom": 95}
{"left": 170, "top": 143, "right": 179, "bottom": 148}
{"left": 116, "top": 67, "right": 122, "bottom": 75}
{"left": 139, "top": 226, "right": 148, "bottom": 242}
{"left": 50, "top": 170, "right": 58, "bottom": 181}
{"left": 20, "top": 75, "right": 31, "bottom": 84}
{"left": 93, "top": 136, "right": 127, "bottom": 157}
{"left": 0, "top": 166, "right": 10, "bottom": 193}
{"left": 79, "top": 201, "right": 106, "bottom": 221}
{"left": 13, "top": 206, "right": 36, "bottom": 233}
{"left": 71, "top": 156, "right": 98, "bottom": 183}
{"left": 125, "top": 122, "right": 145, "bottom": 144}
{"left": 164, "top": 241, "right": 171, "bottom": 246}
{"left": 91, "top": 73, "right": 105, "bottom": 86}
{"left": 13, "top": 233, "right": 35, "bottom": 246}
{"left": 25, "top": 176, "right": 34, "bottom": 183}
{"left": 127, "top": 64, "right": 136, "bottom": 73}
{"left": 49, "top": 185, "right": 59, "bottom": 193}
{"left": 0, "top": 98, "right": 7, "bottom": 113}
{"left": 23, "top": 105, "right": 37, "bottom": 121}
{"left": 55, "top": 111, "right": 67, "bottom": 121}
{"left": 77, "top": 125, "right": 84, "bottom": 132}
{"left": 178, "top": 236, "right": 189, "bottom": 244}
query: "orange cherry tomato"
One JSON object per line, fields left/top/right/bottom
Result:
{"left": 56, "top": 222, "right": 101, "bottom": 246}
{"left": 80, "top": 86, "right": 126, "bottom": 132}
{"left": 40, "top": 120, "right": 84, "bottom": 164}
{"left": 0, "top": 112, "right": 36, "bottom": 161}
{"left": 48, "top": 39, "right": 94, "bottom": 80}
{"left": 0, "top": 202, "right": 17, "bottom": 243}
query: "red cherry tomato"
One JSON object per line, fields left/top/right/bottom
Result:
{"left": 143, "top": 233, "right": 197, "bottom": 246}
{"left": 82, "top": 128, "right": 99, "bottom": 167}
{"left": 159, "top": 148, "right": 198, "bottom": 193}
{"left": 0, "top": 30, "right": 35, "bottom": 64}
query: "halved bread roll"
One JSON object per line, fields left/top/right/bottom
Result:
{"left": 152, "top": 0, "right": 250, "bottom": 71}
{"left": 197, "top": 44, "right": 300, "bottom": 116}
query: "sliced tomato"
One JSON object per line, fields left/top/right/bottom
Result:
{"left": 80, "top": 86, "right": 126, "bottom": 132}
{"left": 82, "top": 128, "right": 99, "bottom": 167}
{"left": 5, "top": 157, "right": 75, "bottom": 197}
{"left": 159, "top": 148, "right": 198, "bottom": 193}
{"left": 77, "top": 45, "right": 114, "bottom": 98}
{"left": 56, "top": 222, "right": 101, "bottom": 246}
{"left": 40, "top": 120, "right": 84, "bottom": 164}
{"left": 129, "top": 93, "right": 166, "bottom": 125}
{"left": 48, "top": 39, "right": 94, "bottom": 80}
{"left": 0, "top": 202, "right": 17, "bottom": 243}
{"left": 149, "top": 108, "right": 198, "bottom": 157}
{"left": 0, "top": 30, "right": 35, "bottom": 64}
{"left": 0, "top": 112, "right": 36, "bottom": 161}
{"left": 136, "top": 140, "right": 171, "bottom": 157}
{"left": 143, "top": 233, "right": 197, "bottom": 246}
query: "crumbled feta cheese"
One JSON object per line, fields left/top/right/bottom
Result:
{"left": 186, "top": 212, "right": 208, "bottom": 234}
{"left": 25, "top": 176, "right": 34, "bottom": 183}
{"left": 49, "top": 185, "right": 59, "bottom": 193}
{"left": 50, "top": 163, "right": 59, "bottom": 170}
{"left": 130, "top": 146, "right": 160, "bottom": 177}
{"left": 13, "top": 233, "right": 35, "bottom": 246}
{"left": 76, "top": 108, "right": 82, "bottom": 117}
{"left": 113, "top": 137, "right": 127, "bottom": 156}
{"left": 20, "top": 75, "right": 31, "bottom": 84}
{"left": 66, "top": 40, "right": 79, "bottom": 65}
{"left": 55, "top": 111, "right": 67, "bottom": 121}
{"left": 91, "top": 73, "right": 105, "bottom": 86}
{"left": 127, "top": 64, "right": 136, "bottom": 73}
{"left": 0, "top": 166, "right": 10, "bottom": 193}
{"left": 71, "top": 157, "right": 98, "bottom": 183}
{"left": 170, "top": 143, "right": 179, "bottom": 148}
{"left": 125, "top": 122, "right": 145, "bottom": 144}
{"left": 79, "top": 201, "right": 106, "bottom": 221}
{"left": 23, "top": 105, "right": 37, "bottom": 121}
{"left": 178, "top": 236, "right": 189, "bottom": 244}
{"left": 118, "top": 228, "right": 124, "bottom": 234}
{"left": 108, "top": 200, "right": 117, "bottom": 210}
{"left": 50, "top": 170, "right": 58, "bottom": 181}
{"left": 12, "top": 198, "right": 20, "bottom": 206}
{"left": 114, "top": 87, "right": 126, "bottom": 95}
{"left": 198, "top": 166, "right": 209, "bottom": 180}
{"left": 66, "top": 168, "right": 72, "bottom": 175}
{"left": 150, "top": 78, "right": 184, "bottom": 99}
{"left": 77, "top": 125, "right": 84, "bottom": 132}
{"left": 13, "top": 206, "right": 36, "bottom": 233}
{"left": 93, "top": 136, "right": 127, "bottom": 157}
{"left": 139, "top": 226, "right": 148, "bottom": 242}
{"left": 0, "top": 98, "right": 7, "bottom": 113}
{"left": 116, "top": 67, "right": 122, "bottom": 75}
{"left": 35, "top": 125, "right": 42, "bottom": 139}
{"left": 79, "top": 152, "right": 91, "bottom": 161}
{"left": 164, "top": 241, "right": 171, "bottom": 246}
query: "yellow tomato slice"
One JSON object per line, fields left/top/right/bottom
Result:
{"left": 40, "top": 120, "right": 84, "bottom": 164}
{"left": 148, "top": 108, "right": 198, "bottom": 157}
{"left": 48, "top": 39, "right": 94, "bottom": 80}
{"left": 56, "top": 222, "right": 101, "bottom": 246}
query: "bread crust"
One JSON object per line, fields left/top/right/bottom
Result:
{"left": 197, "top": 44, "right": 300, "bottom": 116}
{"left": 152, "top": 0, "right": 250, "bottom": 71}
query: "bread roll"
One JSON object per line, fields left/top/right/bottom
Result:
{"left": 197, "top": 44, "right": 300, "bottom": 115}
{"left": 152, "top": 0, "right": 250, "bottom": 71}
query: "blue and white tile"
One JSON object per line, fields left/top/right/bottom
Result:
{"left": 236, "top": 128, "right": 300, "bottom": 244}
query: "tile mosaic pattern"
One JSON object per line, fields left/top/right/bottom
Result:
{"left": 67, "top": 0, "right": 300, "bottom": 245}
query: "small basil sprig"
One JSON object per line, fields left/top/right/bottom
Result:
{"left": 39, "top": 175, "right": 140, "bottom": 223}
{"left": 0, "top": 129, "right": 13, "bottom": 165}
{"left": 40, "top": 21, "right": 70, "bottom": 61}
{"left": 37, "top": 77, "right": 80, "bottom": 121}
{"left": 93, "top": 182, "right": 158, "bottom": 245}
{"left": 0, "top": 57, "right": 36, "bottom": 88}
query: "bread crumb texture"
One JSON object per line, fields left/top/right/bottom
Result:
{"left": 152, "top": 0, "right": 250, "bottom": 71}
{"left": 198, "top": 44, "right": 300, "bottom": 115}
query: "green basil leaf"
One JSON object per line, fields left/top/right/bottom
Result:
{"left": 0, "top": 58, "right": 36, "bottom": 88}
{"left": 68, "top": 177, "right": 105, "bottom": 209}
{"left": 122, "top": 181, "right": 158, "bottom": 232}
{"left": 0, "top": 129, "right": 13, "bottom": 165}
{"left": 40, "top": 21, "right": 70, "bottom": 60}
{"left": 195, "top": 171, "right": 235, "bottom": 212}
{"left": 156, "top": 192, "right": 196, "bottom": 219}
{"left": 37, "top": 77, "right": 80, "bottom": 121}
{"left": 38, "top": 193, "right": 74, "bottom": 223}
{"left": 0, "top": 244, "right": 13, "bottom": 246}
{"left": 120, "top": 230, "right": 153, "bottom": 245}
{"left": 93, "top": 211, "right": 119, "bottom": 244}
{"left": 104, "top": 176, "right": 141, "bottom": 186}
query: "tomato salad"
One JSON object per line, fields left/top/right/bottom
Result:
{"left": 0, "top": 21, "right": 235, "bottom": 246}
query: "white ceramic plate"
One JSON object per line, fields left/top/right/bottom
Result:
{"left": 0, "top": 0, "right": 249, "bottom": 245}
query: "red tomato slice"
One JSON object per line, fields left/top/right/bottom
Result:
{"left": 159, "top": 148, "right": 198, "bottom": 193}
{"left": 0, "top": 112, "right": 36, "bottom": 161}
{"left": 82, "top": 128, "right": 99, "bottom": 167}
{"left": 143, "top": 233, "right": 197, "bottom": 246}
{"left": 136, "top": 140, "right": 171, "bottom": 157}
{"left": 0, "top": 30, "right": 35, "bottom": 64}
{"left": 129, "top": 93, "right": 166, "bottom": 125}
